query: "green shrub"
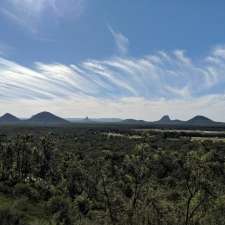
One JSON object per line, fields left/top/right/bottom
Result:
{"left": 47, "top": 196, "right": 73, "bottom": 225}
{"left": 0, "top": 207, "right": 27, "bottom": 225}
{"left": 0, "top": 182, "right": 13, "bottom": 195}
{"left": 76, "top": 195, "right": 90, "bottom": 216}
{"left": 14, "top": 183, "right": 39, "bottom": 201}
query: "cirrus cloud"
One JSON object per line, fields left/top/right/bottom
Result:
{"left": 0, "top": 45, "right": 225, "bottom": 120}
{"left": 0, "top": 0, "right": 86, "bottom": 32}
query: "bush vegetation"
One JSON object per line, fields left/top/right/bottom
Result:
{"left": 0, "top": 126, "right": 224, "bottom": 224}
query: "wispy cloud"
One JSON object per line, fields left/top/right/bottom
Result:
{"left": 0, "top": 46, "right": 225, "bottom": 120}
{"left": 109, "top": 26, "right": 129, "bottom": 56}
{"left": 1, "top": 0, "right": 86, "bottom": 32}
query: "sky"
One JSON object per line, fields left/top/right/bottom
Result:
{"left": 0, "top": 0, "right": 225, "bottom": 121}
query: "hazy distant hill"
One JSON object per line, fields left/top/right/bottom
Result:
{"left": 153, "top": 115, "right": 223, "bottom": 127}
{"left": 67, "top": 118, "right": 123, "bottom": 123}
{"left": 155, "top": 115, "right": 183, "bottom": 125}
{"left": 0, "top": 112, "right": 224, "bottom": 128}
{"left": 186, "top": 115, "right": 216, "bottom": 126}
{"left": 26, "top": 112, "right": 69, "bottom": 125}
{"left": 122, "top": 119, "right": 147, "bottom": 124}
{"left": 92, "top": 118, "right": 123, "bottom": 123}
{"left": 0, "top": 113, "right": 21, "bottom": 124}
{"left": 120, "top": 115, "right": 225, "bottom": 128}
{"left": 65, "top": 117, "right": 95, "bottom": 123}
{"left": 158, "top": 115, "right": 171, "bottom": 123}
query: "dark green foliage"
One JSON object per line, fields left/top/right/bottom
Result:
{"left": 0, "top": 208, "right": 27, "bottom": 225}
{"left": 0, "top": 126, "right": 225, "bottom": 224}
{"left": 13, "top": 183, "right": 39, "bottom": 201}
{"left": 47, "top": 196, "right": 73, "bottom": 225}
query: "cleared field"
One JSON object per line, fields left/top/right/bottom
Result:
{"left": 103, "top": 132, "right": 143, "bottom": 139}
{"left": 135, "top": 128, "right": 225, "bottom": 135}
{"left": 191, "top": 137, "right": 225, "bottom": 142}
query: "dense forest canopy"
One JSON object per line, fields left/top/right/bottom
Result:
{"left": 0, "top": 126, "right": 225, "bottom": 225}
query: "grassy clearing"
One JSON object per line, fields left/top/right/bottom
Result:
{"left": 103, "top": 132, "right": 143, "bottom": 139}
{"left": 135, "top": 128, "right": 225, "bottom": 134}
{"left": 191, "top": 137, "right": 225, "bottom": 142}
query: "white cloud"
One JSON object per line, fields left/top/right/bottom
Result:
{"left": 213, "top": 45, "right": 225, "bottom": 59}
{"left": 109, "top": 26, "right": 129, "bottom": 55}
{"left": 164, "top": 85, "right": 190, "bottom": 98}
{"left": 174, "top": 50, "right": 191, "bottom": 65}
{"left": 1, "top": 0, "right": 86, "bottom": 31}
{"left": 0, "top": 46, "right": 225, "bottom": 120}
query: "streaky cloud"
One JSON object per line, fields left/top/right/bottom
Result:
{"left": 1, "top": 0, "right": 86, "bottom": 32}
{"left": 108, "top": 26, "right": 129, "bottom": 56}
{"left": 0, "top": 46, "right": 225, "bottom": 120}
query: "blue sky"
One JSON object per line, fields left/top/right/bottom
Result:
{"left": 0, "top": 0, "right": 225, "bottom": 121}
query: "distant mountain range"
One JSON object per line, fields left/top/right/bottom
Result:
{"left": 122, "top": 115, "right": 224, "bottom": 127}
{"left": 0, "top": 112, "right": 69, "bottom": 126}
{"left": 26, "top": 112, "right": 69, "bottom": 125}
{"left": 0, "top": 113, "right": 21, "bottom": 125}
{"left": 186, "top": 115, "right": 215, "bottom": 125}
{"left": 154, "top": 115, "right": 222, "bottom": 127}
{"left": 154, "top": 115, "right": 182, "bottom": 125}
{"left": 0, "top": 112, "right": 224, "bottom": 127}
{"left": 67, "top": 117, "right": 123, "bottom": 123}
